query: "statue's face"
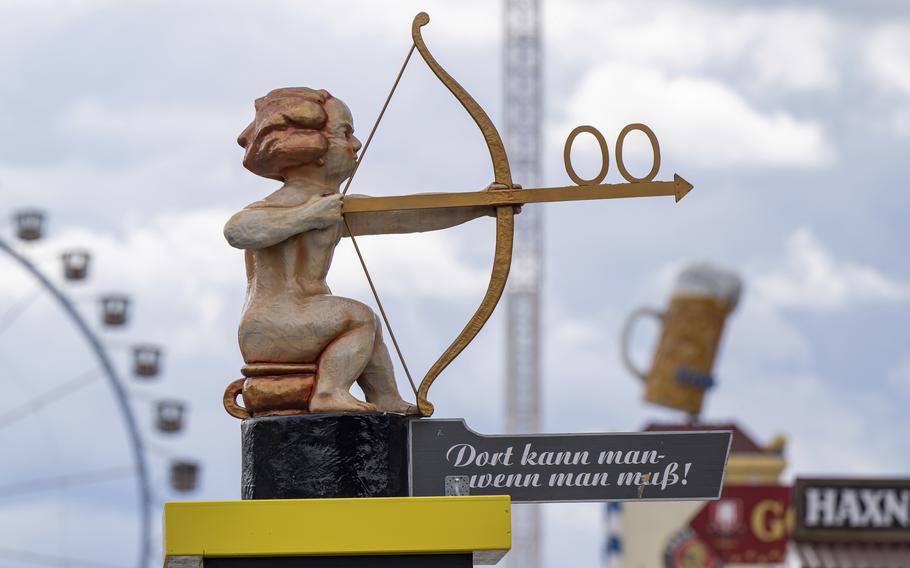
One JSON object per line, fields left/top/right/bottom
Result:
{"left": 321, "top": 98, "right": 362, "bottom": 184}
{"left": 238, "top": 89, "right": 361, "bottom": 183}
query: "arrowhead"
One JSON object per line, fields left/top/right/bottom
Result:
{"left": 673, "top": 174, "right": 694, "bottom": 202}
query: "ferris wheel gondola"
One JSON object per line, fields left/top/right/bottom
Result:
{"left": 0, "top": 209, "right": 201, "bottom": 568}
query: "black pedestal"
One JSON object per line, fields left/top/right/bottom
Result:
{"left": 241, "top": 412, "right": 413, "bottom": 500}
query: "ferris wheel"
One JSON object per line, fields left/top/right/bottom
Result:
{"left": 0, "top": 210, "right": 200, "bottom": 568}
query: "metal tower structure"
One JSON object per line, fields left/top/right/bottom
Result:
{"left": 503, "top": 1, "right": 543, "bottom": 567}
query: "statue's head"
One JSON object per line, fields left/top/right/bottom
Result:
{"left": 237, "top": 87, "right": 361, "bottom": 183}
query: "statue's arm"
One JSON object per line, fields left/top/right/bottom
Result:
{"left": 224, "top": 195, "right": 342, "bottom": 249}
{"left": 343, "top": 197, "right": 494, "bottom": 237}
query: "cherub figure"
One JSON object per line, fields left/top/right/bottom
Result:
{"left": 225, "top": 88, "right": 498, "bottom": 414}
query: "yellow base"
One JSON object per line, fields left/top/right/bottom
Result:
{"left": 163, "top": 495, "right": 511, "bottom": 565}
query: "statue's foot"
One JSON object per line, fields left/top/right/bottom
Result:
{"left": 368, "top": 395, "right": 420, "bottom": 415}
{"left": 309, "top": 391, "right": 377, "bottom": 413}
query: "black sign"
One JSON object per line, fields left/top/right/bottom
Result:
{"left": 794, "top": 478, "right": 910, "bottom": 543}
{"left": 409, "top": 419, "right": 731, "bottom": 502}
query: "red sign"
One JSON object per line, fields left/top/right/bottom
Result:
{"left": 688, "top": 485, "right": 792, "bottom": 564}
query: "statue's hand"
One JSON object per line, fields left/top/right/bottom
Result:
{"left": 309, "top": 194, "right": 343, "bottom": 228}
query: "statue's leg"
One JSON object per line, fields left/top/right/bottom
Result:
{"left": 357, "top": 316, "right": 419, "bottom": 414}
{"left": 309, "top": 300, "right": 379, "bottom": 413}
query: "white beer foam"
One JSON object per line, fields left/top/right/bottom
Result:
{"left": 673, "top": 262, "right": 743, "bottom": 309}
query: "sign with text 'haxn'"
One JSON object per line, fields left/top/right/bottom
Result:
{"left": 794, "top": 478, "right": 910, "bottom": 543}
{"left": 409, "top": 419, "right": 731, "bottom": 502}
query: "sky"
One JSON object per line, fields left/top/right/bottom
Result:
{"left": 1, "top": 0, "right": 909, "bottom": 566}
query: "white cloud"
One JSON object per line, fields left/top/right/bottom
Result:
{"left": 712, "top": 369, "right": 904, "bottom": 475}
{"left": 0, "top": 0, "right": 114, "bottom": 51}
{"left": 753, "top": 228, "right": 908, "bottom": 311}
{"left": 556, "top": 63, "right": 833, "bottom": 171}
{"left": 864, "top": 22, "right": 910, "bottom": 136}
{"left": 278, "top": 0, "right": 499, "bottom": 45}
{"left": 719, "top": 275, "right": 910, "bottom": 477}
{"left": 865, "top": 23, "right": 910, "bottom": 96}
{"left": 0, "top": 493, "right": 141, "bottom": 563}
{"left": 887, "top": 356, "right": 910, "bottom": 396}
{"left": 725, "top": 292, "right": 814, "bottom": 370}
{"left": 740, "top": 8, "right": 839, "bottom": 93}
{"left": 63, "top": 100, "right": 244, "bottom": 154}
{"left": 549, "top": 2, "right": 839, "bottom": 93}
{"left": 547, "top": 2, "right": 840, "bottom": 172}
{"left": 331, "top": 230, "right": 490, "bottom": 300}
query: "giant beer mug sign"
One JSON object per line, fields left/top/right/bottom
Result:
{"left": 622, "top": 263, "right": 742, "bottom": 417}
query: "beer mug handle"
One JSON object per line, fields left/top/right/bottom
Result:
{"left": 621, "top": 307, "right": 663, "bottom": 382}
{"left": 223, "top": 378, "right": 250, "bottom": 419}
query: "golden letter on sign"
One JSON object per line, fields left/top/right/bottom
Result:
{"left": 751, "top": 500, "right": 790, "bottom": 542}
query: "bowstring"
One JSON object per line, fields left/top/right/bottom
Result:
{"left": 342, "top": 44, "right": 415, "bottom": 197}
{"left": 344, "top": 219, "right": 417, "bottom": 398}
{"left": 342, "top": 43, "right": 418, "bottom": 398}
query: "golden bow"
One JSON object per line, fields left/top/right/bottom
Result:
{"left": 341, "top": 12, "right": 515, "bottom": 417}
{"left": 342, "top": 12, "right": 692, "bottom": 417}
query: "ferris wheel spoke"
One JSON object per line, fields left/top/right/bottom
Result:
{"left": 143, "top": 439, "right": 180, "bottom": 459}
{"left": 0, "top": 368, "right": 101, "bottom": 431}
{"left": 0, "top": 288, "right": 43, "bottom": 338}
{"left": 0, "top": 545, "right": 126, "bottom": 568}
{"left": 1, "top": 237, "right": 152, "bottom": 568}
{"left": 0, "top": 465, "right": 134, "bottom": 499}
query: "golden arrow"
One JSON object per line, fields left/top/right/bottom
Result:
{"left": 343, "top": 174, "right": 694, "bottom": 214}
